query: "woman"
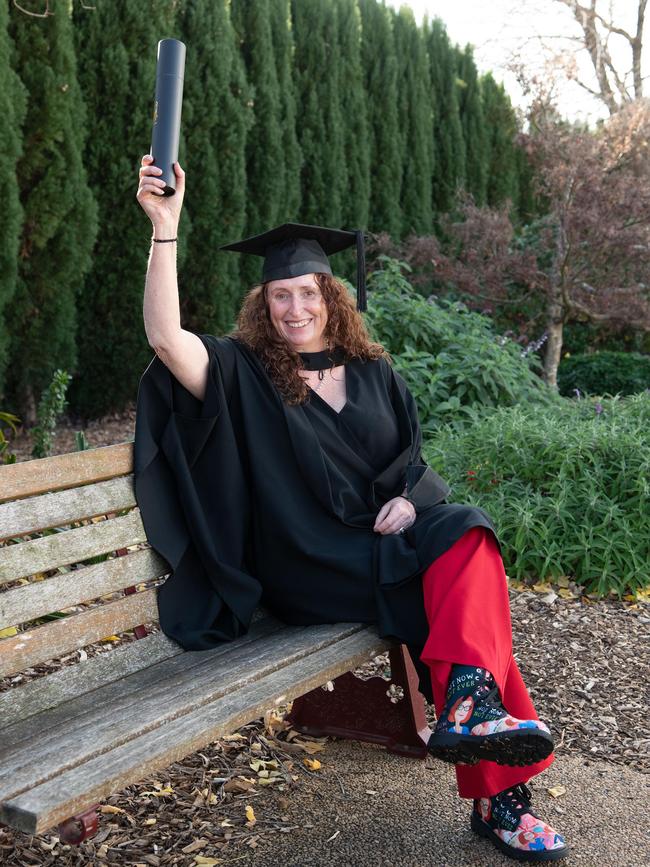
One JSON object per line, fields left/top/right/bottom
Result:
{"left": 135, "top": 155, "right": 569, "bottom": 862}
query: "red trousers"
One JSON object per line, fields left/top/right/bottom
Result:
{"left": 419, "top": 525, "right": 554, "bottom": 799}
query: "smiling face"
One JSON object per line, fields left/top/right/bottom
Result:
{"left": 266, "top": 272, "right": 329, "bottom": 352}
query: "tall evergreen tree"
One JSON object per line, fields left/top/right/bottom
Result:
{"left": 336, "top": 0, "right": 370, "bottom": 232}
{"left": 231, "top": 0, "right": 283, "bottom": 290}
{"left": 7, "top": 0, "right": 97, "bottom": 424}
{"left": 269, "top": 0, "right": 301, "bottom": 222}
{"left": 481, "top": 71, "right": 519, "bottom": 211}
{"left": 69, "top": 0, "right": 174, "bottom": 419}
{"left": 426, "top": 17, "right": 465, "bottom": 216}
{"left": 291, "top": 0, "right": 345, "bottom": 226}
{"left": 358, "top": 0, "right": 401, "bottom": 237}
{"left": 513, "top": 141, "right": 540, "bottom": 226}
{"left": 177, "top": 0, "right": 252, "bottom": 331}
{"left": 391, "top": 7, "right": 433, "bottom": 236}
{"left": 455, "top": 43, "right": 488, "bottom": 207}
{"left": 0, "top": 2, "right": 27, "bottom": 401}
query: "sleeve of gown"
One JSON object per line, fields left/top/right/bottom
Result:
{"left": 389, "top": 364, "right": 452, "bottom": 510}
{"left": 133, "top": 333, "right": 263, "bottom": 649}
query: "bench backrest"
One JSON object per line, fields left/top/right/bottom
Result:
{"left": 0, "top": 443, "right": 168, "bottom": 682}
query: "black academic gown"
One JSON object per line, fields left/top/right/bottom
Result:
{"left": 133, "top": 334, "right": 501, "bottom": 702}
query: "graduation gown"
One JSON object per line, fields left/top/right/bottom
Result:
{"left": 133, "top": 334, "right": 501, "bottom": 701}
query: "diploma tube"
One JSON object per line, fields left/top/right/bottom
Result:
{"left": 150, "top": 38, "right": 186, "bottom": 196}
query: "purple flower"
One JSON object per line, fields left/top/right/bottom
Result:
{"left": 595, "top": 402, "right": 603, "bottom": 415}
{"left": 573, "top": 388, "right": 581, "bottom": 399}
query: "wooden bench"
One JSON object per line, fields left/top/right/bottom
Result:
{"left": 0, "top": 442, "right": 431, "bottom": 845}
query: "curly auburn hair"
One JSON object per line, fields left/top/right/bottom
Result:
{"left": 230, "top": 273, "right": 389, "bottom": 405}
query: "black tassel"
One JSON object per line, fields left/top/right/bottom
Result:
{"left": 356, "top": 229, "right": 367, "bottom": 313}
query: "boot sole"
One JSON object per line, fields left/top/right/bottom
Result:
{"left": 471, "top": 812, "right": 570, "bottom": 862}
{"left": 427, "top": 728, "right": 555, "bottom": 767}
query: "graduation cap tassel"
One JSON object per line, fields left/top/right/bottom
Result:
{"left": 356, "top": 229, "right": 367, "bottom": 313}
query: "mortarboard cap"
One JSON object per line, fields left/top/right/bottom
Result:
{"left": 219, "top": 222, "right": 367, "bottom": 312}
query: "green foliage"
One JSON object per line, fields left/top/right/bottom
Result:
{"left": 75, "top": 430, "right": 90, "bottom": 451}
{"left": 0, "top": 1, "right": 27, "bottom": 399}
{"left": 455, "top": 44, "right": 488, "bottom": 207}
{"left": 6, "top": 0, "right": 97, "bottom": 421}
{"left": 424, "top": 392, "right": 650, "bottom": 596}
{"left": 177, "top": 0, "right": 253, "bottom": 332}
{"left": 480, "top": 72, "right": 519, "bottom": 212}
{"left": 365, "top": 257, "right": 558, "bottom": 433}
{"left": 232, "top": 0, "right": 284, "bottom": 291}
{"left": 30, "top": 369, "right": 72, "bottom": 459}
{"left": 336, "top": 0, "right": 371, "bottom": 232}
{"left": 269, "top": 0, "right": 302, "bottom": 219}
{"left": 427, "top": 17, "right": 465, "bottom": 216}
{"left": 391, "top": 6, "right": 433, "bottom": 236}
{"left": 291, "top": 0, "right": 345, "bottom": 226}
{"left": 69, "top": 0, "right": 173, "bottom": 419}
{"left": 0, "top": 410, "right": 20, "bottom": 465}
{"left": 359, "top": 0, "right": 402, "bottom": 236}
{"left": 558, "top": 351, "right": 650, "bottom": 397}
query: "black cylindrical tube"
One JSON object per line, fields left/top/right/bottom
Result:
{"left": 150, "top": 38, "right": 186, "bottom": 196}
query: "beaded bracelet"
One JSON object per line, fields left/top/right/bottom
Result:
{"left": 152, "top": 237, "right": 177, "bottom": 243}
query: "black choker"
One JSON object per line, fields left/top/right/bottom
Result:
{"left": 298, "top": 345, "right": 347, "bottom": 371}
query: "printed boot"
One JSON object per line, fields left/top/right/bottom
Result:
{"left": 427, "top": 665, "right": 554, "bottom": 766}
{"left": 472, "top": 783, "right": 569, "bottom": 862}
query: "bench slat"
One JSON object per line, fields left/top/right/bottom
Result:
{"left": 0, "top": 588, "right": 158, "bottom": 677}
{"left": 0, "top": 443, "right": 133, "bottom": 503}
{"left": 0, "top": 630, "right": 181, "bottom": 728}
{"left": 0, "top": 622, "right": 368, "bottom": 804}
{"left": 0, "top": 510, "right": 146, "bottom": 585}
{"left": 0, "top": 547, "right": 168, "bottom": 632}
{"left": 0, "top": 628, "right": 391, "bottom": 834}
{"left": 0, "top": 476, "right": 137, "bottom": 542}
{"left": 1, "top": 615, "right": 286, "bottom": 750}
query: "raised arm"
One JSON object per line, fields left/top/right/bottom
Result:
{"left": 137, "top": 154, "right": 209, "bottom": 401}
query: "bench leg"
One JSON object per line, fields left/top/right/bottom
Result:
{"left": 57, "top": 804, "right": 100, "bottom": 845}
{"left": 287, "top": 644, "right": 432, "bottom": 758}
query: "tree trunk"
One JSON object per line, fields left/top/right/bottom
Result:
{"left": 543, "top": 292, "right": 564, "bottom": 389}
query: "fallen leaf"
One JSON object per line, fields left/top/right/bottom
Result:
{"left": 99, "top": 804, "right": 127, "bottom": 815}
{"left": 294, "top": 739, "right": 326, "bottom": 754}
{"left": 223, "top": 778, "right": 255, "bottom": 793}
{"left": 194, "top": 857, "right": 223, "bottom": 866}
{"left": 303, "top": 758, "right": 321, "bottom": 771}
{"left": 532, "top": 582, "right": 553, "bottom": 593}
{"left": 222, "top": 733, "right": 247, "bottom": 742}
{"left": 547, "top": 785, "right": 566, "bottom": 798}
{"left": 0, "top": 626, "right": 17, "bottom": 638}
{"left": 558, "top": 589, "right": 576, "bottom": 599}
{"left": 245, "top": 805, "right": 256, "bottom": 824}
{"left": 182, "top": 838, "right": 209, "bottom": 854}
{"left": 140, "top": 787, "right": 174, "bottom": 797}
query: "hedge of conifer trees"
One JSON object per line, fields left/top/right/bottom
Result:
{"left": 1, "top": 0, "right": 526, "bottom": 421}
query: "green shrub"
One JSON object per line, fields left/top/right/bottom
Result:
{"left": 424, "top": 391, "right": 650, "bottom": 596}
{"left": 558, "top": 350, "right": 650, "bottom": 398}
{"left": 0, "top": 410, "right": 21, "bottom": 465}
{"left": 30, "top": 369, "right": 72, "bottom": 459}
{"left": 365, "top": 256, "right": 560, "bottom": 432}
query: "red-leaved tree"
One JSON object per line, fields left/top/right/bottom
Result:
{"left": 376, "top": 98, "right": 650, "bottom": 389}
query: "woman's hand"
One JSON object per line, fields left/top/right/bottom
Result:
{"left": 136, "top": 154, "right": 185, "bottom": 229}
{"left": 373, "top": 496, "right": 416, "bottom": 535}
